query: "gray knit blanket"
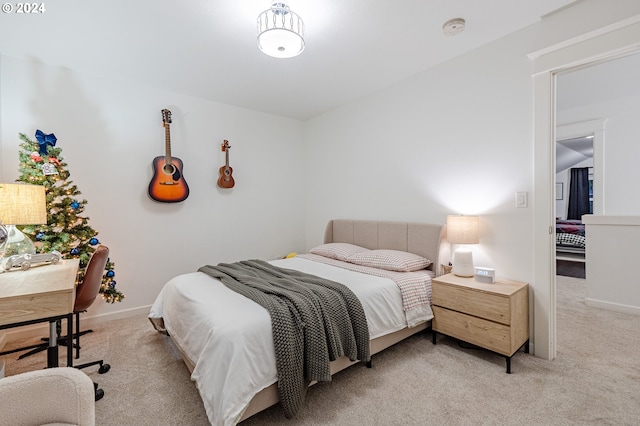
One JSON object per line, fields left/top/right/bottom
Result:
{"left": 198, "top": 259, "right": 370, "bottom": 419}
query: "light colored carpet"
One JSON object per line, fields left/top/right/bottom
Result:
{"left": 2, "top": 275, "right": 640, "bottom": 425}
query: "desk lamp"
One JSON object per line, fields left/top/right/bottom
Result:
{"left": 0, "top": 183, "right": 47, "bottom": 259}
{"left": 446, "top": 215, "right": 479, "bottom": 277}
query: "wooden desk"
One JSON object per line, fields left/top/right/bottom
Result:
{"left": 0, "top": 259, "right": 79, "bottom": 368}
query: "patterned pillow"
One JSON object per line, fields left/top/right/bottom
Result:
{"left": 309, "top": 243, "right": 370, "bottom": 261}
{"left": 346, "top": 249, "right": 431, "bottom": 272}
{"left": 556, "top": 233, "right": 586, "bottom": 248}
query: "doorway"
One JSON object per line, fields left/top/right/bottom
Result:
{"left": 531, "top": 21, "right": 640, "bottom": 361}
{"left": 553, "top": 117, "right": 605, "bottom": 281}
{"left": 555, "top": 134, "right": 591, "bottom": 279}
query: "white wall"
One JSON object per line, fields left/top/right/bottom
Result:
{"left": 558, "top": 92, "right": 640, "bottom": 215}
{"left": 0, "top": 56, "right": 307, "bottom": 320}
{"left": 303, "top": 1, "right": 640, "bottom": 358}
{"left": 303, "top": 27, "right": 537, "bottom": 283}
{"left": 584, "top": 215, "right": 640, "bottom": 314}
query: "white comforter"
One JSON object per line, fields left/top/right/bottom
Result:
{"left": 149, "top": 256, "right": 433, "bottom": 426}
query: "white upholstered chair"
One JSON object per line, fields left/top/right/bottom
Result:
{"left": 0, "top": 367, "right": 95, "bottom": 426}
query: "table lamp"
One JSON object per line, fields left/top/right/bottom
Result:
{"left": 446, "top": 215, "right": 479, "bottom": 277}
{"left": 0, "top": 183, "right": 47, "bottom": 259}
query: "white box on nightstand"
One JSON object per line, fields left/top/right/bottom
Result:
{"left": 474, "top": 267, "right": 495, "bottom": 283}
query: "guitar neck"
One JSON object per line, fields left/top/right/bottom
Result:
{"left": 164, "top": 123, "right": 173, "bottom": 165}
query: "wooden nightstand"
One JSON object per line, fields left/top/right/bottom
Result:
{"left": 431, "top": 273, "right": 529, "bottom": 373}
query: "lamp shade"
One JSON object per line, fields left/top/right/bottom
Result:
{"left": 0, "top": 183, "right": 47, "bottom": 225}
{"left": 447, "top": 215, "right": 479, "bottom": 277}
{"left": 257, "top": 3, "right": 305, "bottom": 59}
{"left": 446, "top": 215, "right": 479, "bottom": 245}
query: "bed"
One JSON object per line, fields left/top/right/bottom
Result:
{"left": 149, "top": 219, "right": 445, "bottom": 425}
{"left": 556, "top": 219, "right": 586, "bottom": 258}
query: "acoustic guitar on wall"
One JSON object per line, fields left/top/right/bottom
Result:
{"left": 217, "top": 140, "right": 235, "bottom": 189}
{"left": 148, "top": 109, "right": 190, "bottom": 203}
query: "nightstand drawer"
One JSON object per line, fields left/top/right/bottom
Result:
{"left": 432, "top": 281, "right": 510, "bottom": 325}
{"left": 432, "top": 306, "right": 512, "bottom": 355}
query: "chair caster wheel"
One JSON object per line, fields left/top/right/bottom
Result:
{"left": 93, "top": 382, "right": 104, "bottom": 401}
{"left": 99, "top": 363, "right": 110, "bottom": 374}
{"left": 95, "top": 388, "right": 104, "bottom": 401}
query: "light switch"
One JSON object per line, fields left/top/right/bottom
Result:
{"left": 516, "top": 192, "right": 528, "bottom": 208}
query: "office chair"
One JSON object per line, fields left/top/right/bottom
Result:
{"left": 69, "top": 245, "right": 111, "bottom": 375}
{"left": 16, "top": 245, "right": 111, "bottom": 399}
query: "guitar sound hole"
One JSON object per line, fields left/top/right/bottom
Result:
{"left": 163, "top": 164, "right": 176, "bottom": 175}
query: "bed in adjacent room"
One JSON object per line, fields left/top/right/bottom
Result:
{"left": 149, "top": 219, "right": 445, "bottom": 425}
{"left": 556, "top": 219, "right": 586, "bottom": 278}
{"left": 556, "top": 219, "right": 586, "bottom": 255}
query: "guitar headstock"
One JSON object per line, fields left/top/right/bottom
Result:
{"left": 221, "top": 140, "right": 231, "bottom": 152}
{"left": 161, "top": 109, "right": 172, "bottom": 126}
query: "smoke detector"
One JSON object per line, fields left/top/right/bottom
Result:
{"left": 443, "top": 18, "right": 465, "bottom": 36}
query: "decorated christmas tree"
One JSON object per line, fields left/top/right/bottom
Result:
{"left": 15, "top": 130, "right": 124, "bottom": 303}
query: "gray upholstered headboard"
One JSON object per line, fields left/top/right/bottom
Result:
{"left": 324, "top": 219, "right": 446, "bottom": 275}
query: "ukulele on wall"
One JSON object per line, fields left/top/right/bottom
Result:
{"left": 217, "top": 140, "right": 235, "bottom": 189}
{"left": 148, "top": 109, "right": 190, "bottom": 203}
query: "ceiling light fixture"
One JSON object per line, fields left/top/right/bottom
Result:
{"left": 257, "top": 2, "right": 305, "bottom": 59}
{"left": 443, "top": 18, "right": 465, "bottom": 36}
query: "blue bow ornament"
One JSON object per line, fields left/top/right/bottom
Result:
{"left": 35, "top": 129, "right": 57, "bottom": 155}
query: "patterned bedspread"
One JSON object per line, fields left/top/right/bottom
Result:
{"left": 556, "top": 219, "right": 585, "bottom": 236}
{"left": 556, "top": 232, "right": 586, "bottom": 248}
{"left": 298, "top": 253, "right": 433, "bottom": 327}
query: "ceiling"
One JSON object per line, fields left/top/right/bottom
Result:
{"left": 556, "top": 136, "right": 593, "bottom": 173}
{"left": 0, "top": 0, "right": 577, "bottom": 121}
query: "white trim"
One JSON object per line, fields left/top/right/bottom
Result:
{"left": 533, "top": 71, "right": 557, "bottom": 361}
{"left": 585, "top": 298, "right": 640, "bottom": 316}
{"left": 0, "top": 305, "right": 151, "bottom": 346}
{"left": 532, "top": 15, "right": 640, "bottom": 361}
{"left": 528, "top": 15, "right": 640, "bottom": 60}
{"left": 582, "top": 215, "right": 640, "bottom": 226}
{"left": 82, "top": 305, "right": 151, "bottom": 327}
{"left": 531, "top": 21, "right": 640, "bottom": 76}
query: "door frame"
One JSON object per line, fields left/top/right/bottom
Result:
{"left": 529, "top": 18, "right": 640, "bottom": 360}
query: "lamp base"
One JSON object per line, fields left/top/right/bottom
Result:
{"left": 0, "top": 225, "right": 36, "bottom": 259}
{"left": 452, "top": 247, "right": 474, "bottom": 277}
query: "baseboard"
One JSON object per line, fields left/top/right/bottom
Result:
{"left": 585, "top": 298, "right": 640, "bottom": 315}
{"left": 1, "top": 305, "right": 152, "bottom": 346}
{"left": 81, "top": 305, "right": 152, "bottom": 327}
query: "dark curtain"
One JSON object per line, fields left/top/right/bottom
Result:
{"left": 567, "top": 167, "right": 590, "bottom": 220}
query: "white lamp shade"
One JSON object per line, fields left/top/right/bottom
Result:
{"left": 257, "top": 4, "right": 305, "bottom": 59}
{"left": 257, "top": 29, "right": 304, "bottom": 58}
{"left": 446, "top": 215, "right": 479, "bottom": 244}
{"left": 447, "top": 215, "right": 479, "bottom": 277}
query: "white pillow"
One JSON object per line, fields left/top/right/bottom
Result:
{"left": 347, "top": 249, "right": 431, "bottom": 272}
{"left": 309, "top": 243, "right": 370, "bottom": 261}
